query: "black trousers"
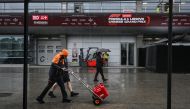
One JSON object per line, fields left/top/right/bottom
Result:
{"left": 38, "top": 65, "right": 67, "bottom": 100}
{"left": 94, "top": 66, "right": 105, "bottom": 80}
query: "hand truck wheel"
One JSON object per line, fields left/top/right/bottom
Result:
{"left": 92, "top": 95, "right": 102, "bottom": 105}
{"left": 93, "top": 98, "right": 102, "bottom": 105}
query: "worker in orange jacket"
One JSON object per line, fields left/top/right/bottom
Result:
{"left": 48, "top": 52, "right": 79, "bottom": 98}
{"left": 36, "top": 49, "right": 72, "bottom": 104}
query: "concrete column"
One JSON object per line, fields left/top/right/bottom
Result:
{"left": 136, "top": 34, "right": 144, "bottom": 66}
{"left": 136, "top": 34, "right": 144, "bottom": 48}
{"left": 33, "top": 36, "right": 37, "bottom": 65}
{"left": 136, "top": 1, "right": 142, "bottom": 12}
{"left": 173, "top": 4, "right": 179, "bottom": 13}
{"left": 59, "top": 35, "right": 67, "bottom": 48}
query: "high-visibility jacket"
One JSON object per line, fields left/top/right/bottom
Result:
{"left": 103, "top": 52, "right": 109, "bottom": 59}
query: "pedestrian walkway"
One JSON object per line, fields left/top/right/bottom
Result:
{"left": 0, "top": 67, "right": 190, "bottom": 109}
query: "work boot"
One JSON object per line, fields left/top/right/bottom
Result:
{"left": 48, "top": 91, "right": 56, "bottom": 98}
{"left": 71, "top": 91, "right": 79, "bottom": 97}
{"left": 103, "top": 79, "right": 108, "bottom": 82}
{"left": 62, "top": 98, "right": 72, "bottom": 103}
{"left": 36, "top": 96, "right": 45, "bottom": 104}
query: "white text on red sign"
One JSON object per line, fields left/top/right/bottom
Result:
{"left": 32, "top": 15, "right": 48, "bottom": 21}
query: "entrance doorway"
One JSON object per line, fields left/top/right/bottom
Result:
{"left": 38, "top": 41, "right": 64, "bottom": 65}
{"left": 121, "top": 42, "right": 135, "bottom": 66}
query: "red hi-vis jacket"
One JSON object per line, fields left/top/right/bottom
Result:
{"left": 52, "top": 52, "right": 65, "bottom": 65}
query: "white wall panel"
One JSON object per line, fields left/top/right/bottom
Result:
{"left": 102, "top": 43, "right": 120, "bottom": 49}
{"left": 109, "top": 48, "right": 120, "bottom": 56}
{"left": 120, "top": 36, "right": 135, "bottom": 42}
{"left": 82, "top": 36, "right": 102, "bottom": 42}
{"left": 67, "top": 42, "right": 83, "bottom": 49}
{"left": 68, "top": 36, "right": 83, "bottom": 42}
{"left": 102, "top": 36, "right": 120, "bottom": 43}
{"left": 82, "top": 42, "right": 102, "bottom": 48}
{"left": 109, "top": 55, "right": 120, "bottom": 62}
{"left": 67, "top": 35, "right": 136, "bottom": 66}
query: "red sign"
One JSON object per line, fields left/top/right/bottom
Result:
{"left": 107, "top": 14, "right": 151, "bottom": 26}
{"left": 122, "top": 14, "right": 132, "bottom": 18}
{"left": 28, "top": 13, "right": 190, "bottom": 26}
{"left": 0, "top": 14, "right": 23, "bottom": 26}
{"left": 32, "top": 15, "right": 48, "bottom": 21}
{"left": 0, "top": 13, "right": 190, "bottom": 27}
{"left": 32, "top": 15, "right": 49, "bottom": 25}
{"left": 159, "top": 15, "right": 190, "bottom": 26}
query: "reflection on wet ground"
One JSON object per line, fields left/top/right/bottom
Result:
{"left": 1, "top": 66, "right": 190, "bottom": 109}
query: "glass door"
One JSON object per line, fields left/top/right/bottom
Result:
{"left": 121, "top": 43, "right": 127, "bottom": 65}
{"left": 128, "top": 43, "right": 134, "bottom": 65}
{"left": 121, "top": 42, "right": 135, "bottom": 66}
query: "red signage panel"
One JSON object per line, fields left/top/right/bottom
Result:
{"left": 29, "top": 13, "right": 190, "bottom": 26}
{"left": 31, "top": 15, "right": 49, "bottom": 26}
{"left": 107, "top": 14, "right": 151, "bottom": 26}
{"left": 32, "top": 15, "right": 48, "bottom": 21}
{"left": 0, "top": 14, "right": 23, "bottom": 26}
{"left": 0, "top": 13, "right": 190, "bottom": 27}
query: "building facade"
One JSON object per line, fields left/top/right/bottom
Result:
{"left": 0, "top": 0, "right": 190, "bottom": 66}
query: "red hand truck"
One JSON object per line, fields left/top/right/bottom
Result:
{"left": 63, "top": 68, "right": 109, "bottom": 105}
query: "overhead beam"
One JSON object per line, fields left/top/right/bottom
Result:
{"left": 0, "top": 0, "right": 139, "bottom": 3}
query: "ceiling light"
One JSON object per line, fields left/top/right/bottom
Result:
{"left": 181, "top": 2, "right": 186, "bottom": 5}
{"left": 143, "top": 2, "right": 148, "bottom": 5}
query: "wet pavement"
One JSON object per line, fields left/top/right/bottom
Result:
{"left": 0, "top": 66, "right": 190, "bottom": 109}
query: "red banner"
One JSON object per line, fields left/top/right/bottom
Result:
{"left": 0, "top": 14, "right": 23, "bottom": 26}
{"left": 0, "top": 13, "right": 190, "bottom": 26}
{"left": 29, "top": 13, "right": 190, "bottom": 26}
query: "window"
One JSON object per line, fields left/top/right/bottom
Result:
{"left": 29, "top": 3, "right": 44, "bottom": 13}
{"left": 0, "top": 3, "right": 24, "bottom": 13}
{"left": 102, "top": 2, "right": 121, "bottom": 13}
{"left": 0, "top": 36, "right": 24, "bottom": 64}
{"left": 67, "top": 3, "right": 74, "bottom": 13}
{"left": 45, "top": 3, "right": 61, "bottom": 13}
{"left": 83, "top": 2, "right": 101, "bottom": 13}
{"left": 121, "top": 2, "right": 136, "bottom": 13}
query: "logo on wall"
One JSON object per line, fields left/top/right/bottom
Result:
{"left": 108, "top": 14, "right": 150, "bottom": 26}
{"left": 32, "top": 15, "right": 49, "bottom": 25}
{"left": 40, "top": 56, "right": 45, "bottom": 62}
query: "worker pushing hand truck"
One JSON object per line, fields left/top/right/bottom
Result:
{"left": 62, "top": 68, "right": 109, "bottom": 105}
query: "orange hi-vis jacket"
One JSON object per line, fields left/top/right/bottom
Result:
{"left": 52, "top": 52, "right": 65, "bottom": 65}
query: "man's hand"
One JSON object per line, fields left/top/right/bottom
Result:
{"left": 61, "top": 67, "right": 68, "bottom": 71}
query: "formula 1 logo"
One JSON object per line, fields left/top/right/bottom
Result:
{"left": 40, "top": 56, "right": 45, "bottom": 62}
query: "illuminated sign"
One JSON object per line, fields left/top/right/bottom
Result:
{"left": 32, "top": 15, "right": 48, "bottom": 25}
{"left": 32, "top": 15, "right": 48, "bottom": 21}
{"left": 108, "top": 14, "right": 150, "bottom": 26}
